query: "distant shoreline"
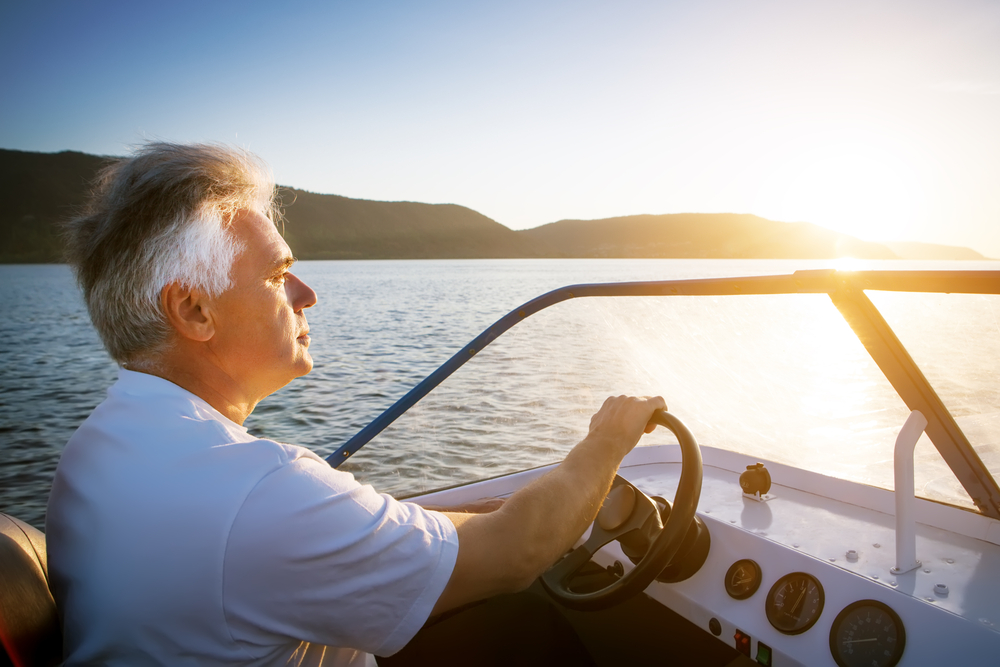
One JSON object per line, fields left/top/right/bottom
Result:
{"left": 1, "top": 148, "right": 992, "bottom": 263}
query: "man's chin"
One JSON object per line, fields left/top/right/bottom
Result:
{"left": 297, "top": 352, "right": 314, "bottom": 376}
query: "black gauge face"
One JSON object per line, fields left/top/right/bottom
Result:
{"left": 765, "top": 572, "right": 825, "bottom": 635}
{"left": 725, "top": 559, "right": 762, "bottom": 600}
{"left": 830, "top": 600, "right": 905, "bottom": 667}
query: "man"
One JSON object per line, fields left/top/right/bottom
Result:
{"left": 47, "top": 142, "right": 666, "bottom": 665}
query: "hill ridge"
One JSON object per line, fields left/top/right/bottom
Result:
{"left": 0, "top": 148, "right": 989, "bottom": 262}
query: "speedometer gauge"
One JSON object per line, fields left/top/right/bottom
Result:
{"left": 765, "top": 572, "right": 824, "bottom": 634}
{"left": 829, "top": 599, "right": 905, "bottom": 667}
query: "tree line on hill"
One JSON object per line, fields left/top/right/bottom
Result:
{"left": 0, "top": 148, "right": 987, "bottom": 263}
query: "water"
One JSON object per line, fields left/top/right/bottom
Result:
{"left": 2, "top": 259, "right": 998, "bottom": 530}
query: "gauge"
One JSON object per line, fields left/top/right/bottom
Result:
{"left": 725, "top": 559, "right": 762, "bottom": 600}
{"left": 765, "top": 572, "right": 824, "bottom": 635}
{"left": 829, "top": 599, "right": 905, "bottom": 667}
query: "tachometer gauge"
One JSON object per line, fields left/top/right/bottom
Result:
{"left": 829, "top": 599, "right": 905, "bottom": 667}
{"left": 765, "top": 572, "right": 824, "bottom": 634}
{"left": 725, "top": 559, "right": 762, "bottom": 600}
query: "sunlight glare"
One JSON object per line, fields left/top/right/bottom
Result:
{"left": 753, "top": 127, "right": 929, "bottom": 243}
{"left": 832, "top": 257, "right": 865, "bottom": 272}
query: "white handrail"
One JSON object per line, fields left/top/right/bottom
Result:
{"left": 891, "top": 410, "right": 928, "bottom": 575}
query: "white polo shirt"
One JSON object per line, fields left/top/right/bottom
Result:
{"left": 47, "top": 370, "right": 458, "bottom": 666}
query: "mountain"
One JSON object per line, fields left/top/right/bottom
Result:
{"left": 520, "top": 213, "right": 898, "bottom": 259}
{"left": 275, "top": 188, "right": 546, "bottom": 259}
{"left": 0, "top": 149, "right": 546, "bottom": 261}
{"left": 0, "top": 149, "right": 112, "bottom": 262}
{"left": 0, "top": 148, "right": 990, "bottom": 262}
{"left": 885, "top": 242, "right": 989, "bottom": 261}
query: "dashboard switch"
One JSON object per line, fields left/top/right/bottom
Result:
{"left": 734, "top": 629, "right": 752, "bottom": 656}
{"left": 755, "top": 641, "right": 773, "bottom": 666}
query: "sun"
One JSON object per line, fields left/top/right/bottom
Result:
{"left": 751, "top": 127, "right": 929, "bottom": 244}
{"left": 831, "top": 257, "right": 868, "bottom": 272}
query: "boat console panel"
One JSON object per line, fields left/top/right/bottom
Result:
{"left": 413, "top": 444, "right": 1000, "bottom": 666}
{"left": 615, "top": 447, "right": 1000, "bottom": 666}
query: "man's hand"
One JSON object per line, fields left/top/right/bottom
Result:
{"left": 584, "top": 395, "right": 668, "bottom": 461}
{"left": 418, "top": 497, "right": 505, "bottom": 514}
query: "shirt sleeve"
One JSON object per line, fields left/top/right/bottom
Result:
{"left": 222, "top": 449, "right": 459, "bottom": 656}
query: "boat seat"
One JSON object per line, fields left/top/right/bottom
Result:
{"left": 0, "top": 513, "right": 62, "bottom": 667}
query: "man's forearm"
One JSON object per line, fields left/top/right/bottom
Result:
{"left": 431, "top": 395, "right": 665, "bottom": 615}
{"left": 495, "top": 433, "right": 624, "bottom": 584}
{"left": 432, "top": 435, "right": 622, "bottom": 614}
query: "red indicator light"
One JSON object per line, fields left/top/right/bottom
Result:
{"left": 734, "top": 629, "right": 752, "bottom": 656}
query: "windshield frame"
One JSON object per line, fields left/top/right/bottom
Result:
{"left": 328, "top": 268, "right": 1000, "bottom": 519}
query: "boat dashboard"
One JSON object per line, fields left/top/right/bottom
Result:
{"left": 412, "top": 444, "right": 1000, "bottom": 666}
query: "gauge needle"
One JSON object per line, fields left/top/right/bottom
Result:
{"left": 734, "top": 575, "right": 752, "bottom": 585}
{"left": 790, "top": 586, "right": 807, "bottom": 614}
{"left": 842, "top": 638, "right": 878, "bottom": 645}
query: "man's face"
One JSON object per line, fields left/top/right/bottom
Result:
{"left": 208, "top": 209, "right": 317, "bottom": 400}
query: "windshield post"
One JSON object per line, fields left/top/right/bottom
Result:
{"left": 828, "top": 274, "right": 1000, "bottom": 519}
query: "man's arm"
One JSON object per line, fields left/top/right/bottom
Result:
{"left": 430, "top": 394, "right": 666, "bottom": 615}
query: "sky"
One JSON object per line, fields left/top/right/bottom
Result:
{"left": 2, "top": 0, "right": 999, "bottom": 256}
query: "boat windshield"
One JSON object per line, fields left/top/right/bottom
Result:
{"left": 343, "top": 289, "right": 999, "bottom": 511}
{"left": 867, "top": 291, "right": 1000, "bottom": 505}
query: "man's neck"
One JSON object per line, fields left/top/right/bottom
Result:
{"left": 136, "top": 350, "right": 260, "bottom": 425}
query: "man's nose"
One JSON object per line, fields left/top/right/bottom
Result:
{"left": 287, "top": 273, "right": 318, "bottom": 311}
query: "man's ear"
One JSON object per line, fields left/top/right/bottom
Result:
{"left": 161, "top": 282, "right": 215, "bottom": 342}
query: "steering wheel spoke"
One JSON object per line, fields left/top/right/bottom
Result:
{"left": 542, "top": 477, "right": 661, "bottom": 591}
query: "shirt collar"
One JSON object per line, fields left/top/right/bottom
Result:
{"left": 114, "top": 369, "right": 250, "bottom": 434}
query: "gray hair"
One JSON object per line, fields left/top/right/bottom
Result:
{"left": 65, "top": 142, "right": 277, "bottom": 367}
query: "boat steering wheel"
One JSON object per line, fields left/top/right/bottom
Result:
{"left": 540, "top": 410, "right": 703, "bottom": 611}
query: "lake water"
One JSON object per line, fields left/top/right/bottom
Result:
{"left": 2, "top": 258, "right": 999, "bottom": 530}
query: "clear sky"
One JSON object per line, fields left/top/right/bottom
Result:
{"left": 2, "top": 0, "right": 998, "bottom": 256}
